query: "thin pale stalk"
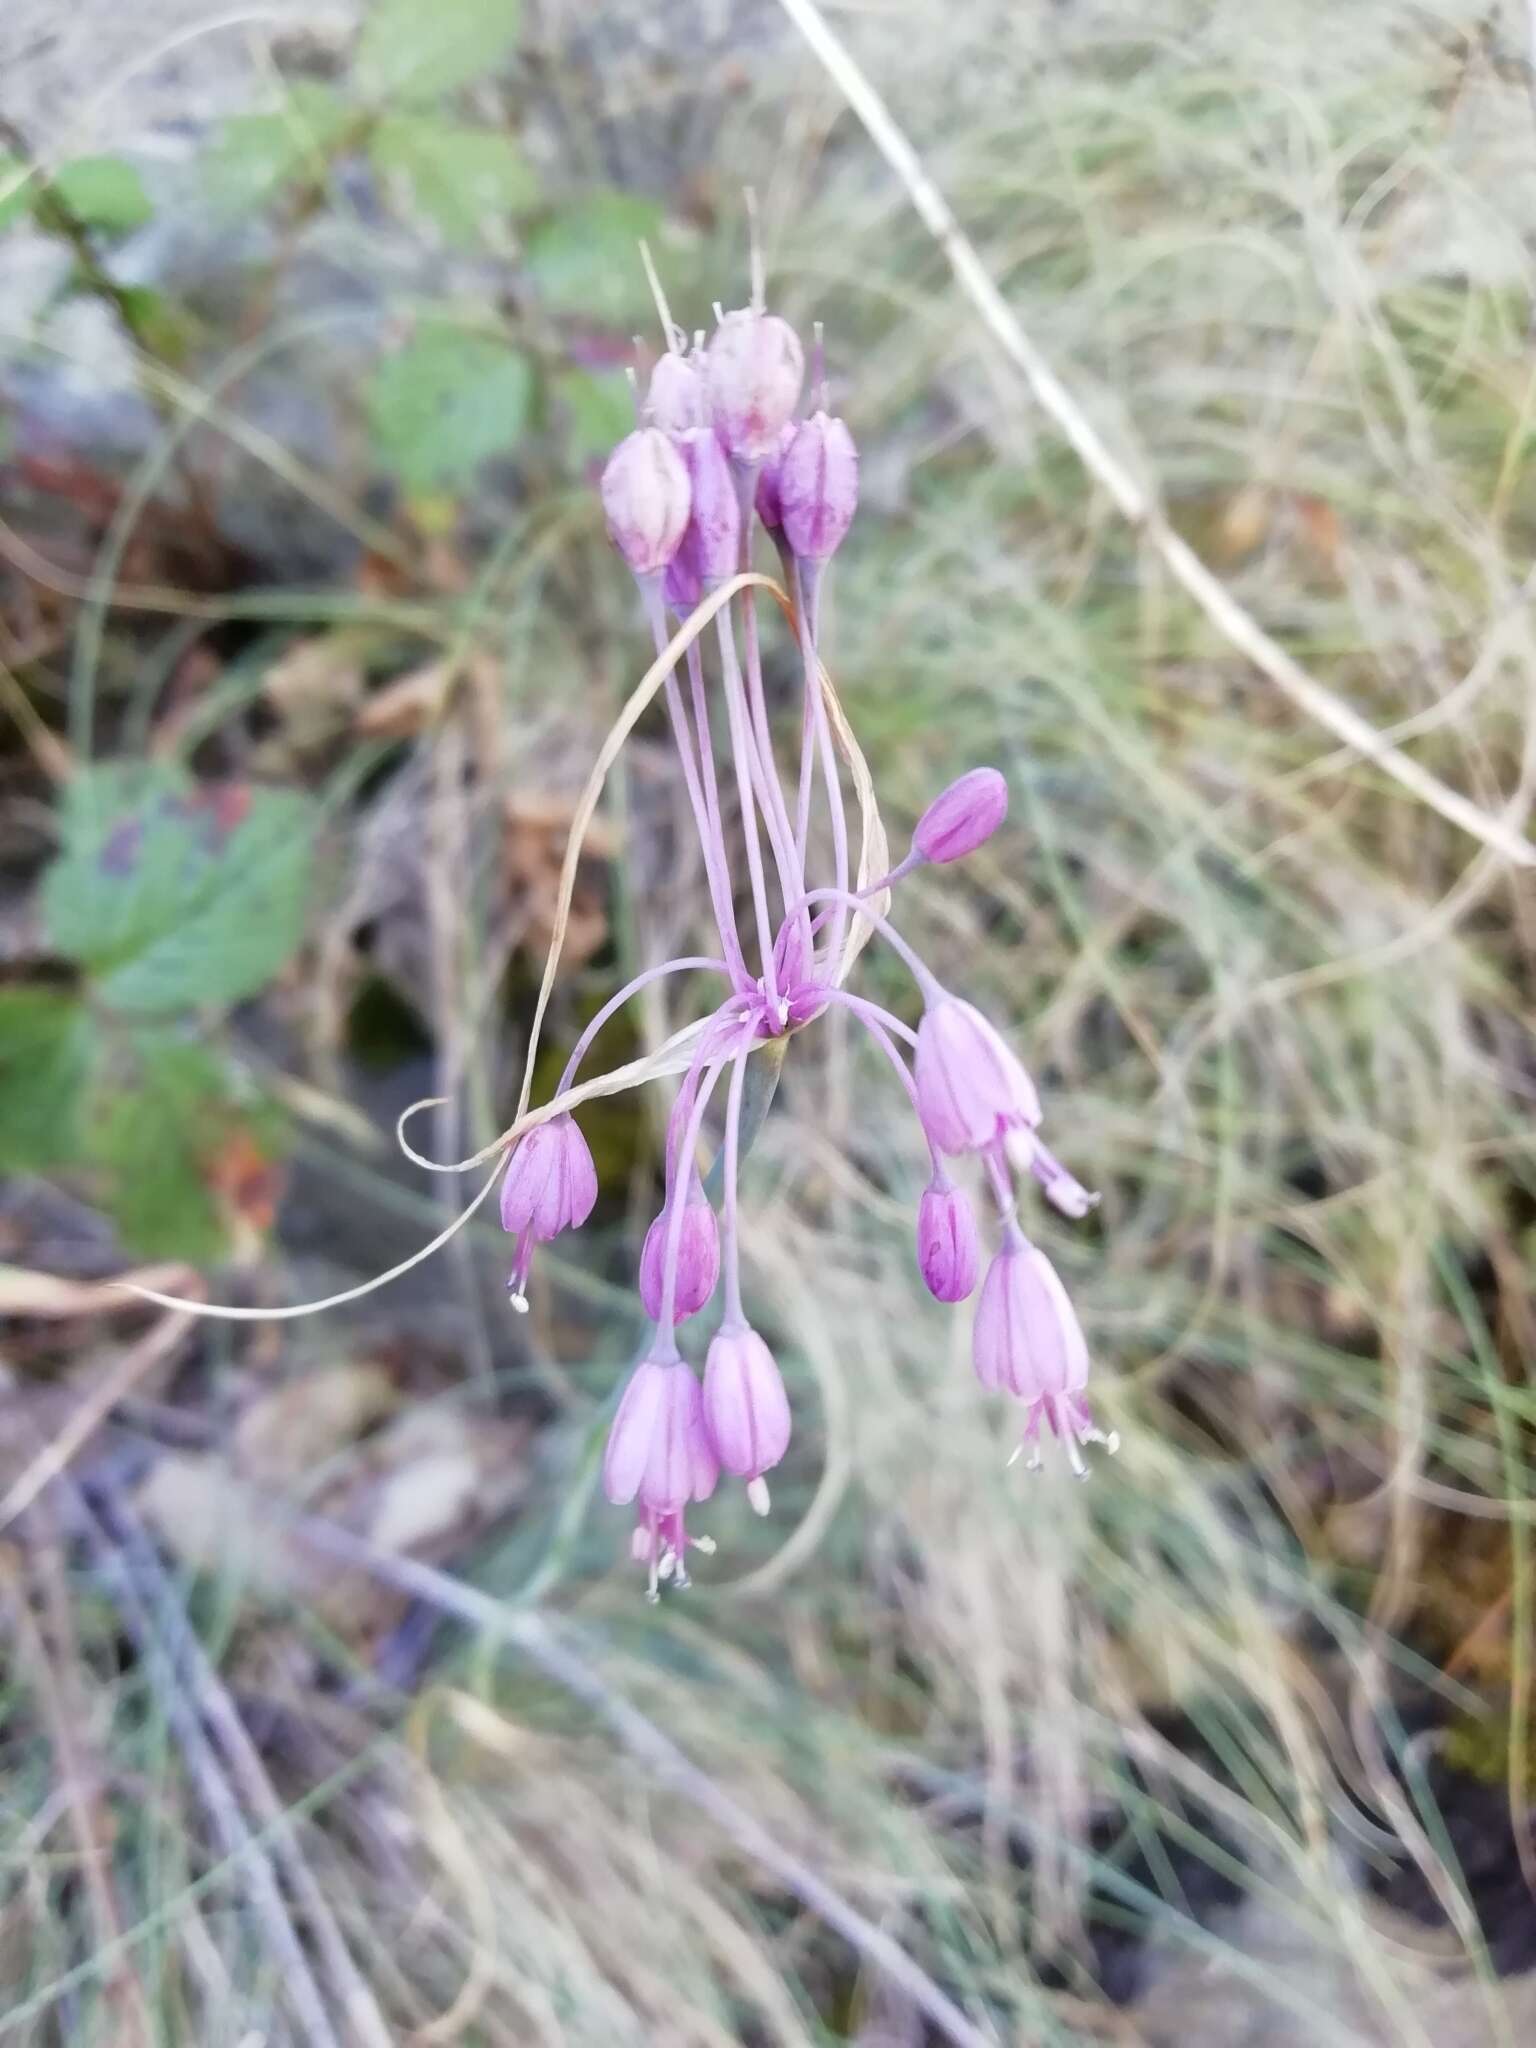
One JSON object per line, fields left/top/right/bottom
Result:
{"left": 655, "top": 1039, "right": 739, "bottom": 1339}
{"left": 792, "top": 559, "right": 850, "bottom": 968}
{"left": 712, "top": 608, "right": 782, "bottom": 1009}
{"left": 557, "top": 955, "right": 728, "bottom": 1097}
{"left": 786, "top": 884, "right": 942, "bottom": 1002}
{"left": 718, "top": 1041, "right": 753, "bottom": 1324}
{"left": 711, "top": 590, "right": 803, "bottom": 944}
{"left": 816, "top": 986, "right": 945, "bottom": 1178}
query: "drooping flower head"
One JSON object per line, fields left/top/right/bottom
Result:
{"left": 973, "top": 1230, "right": 1117, "bottom": 1475}
{"left": 639, "top": 1179, "right": 721, "bottom": 1324}
{"left": 912, "top": 768, "right": 1008, "bottom": 867}
{"left": 499, "top": 1113, "right": 598, "bottom": 1309}
{"left": 915, "top": 996, "right": 1042, "bottom": 1157}
{"left": 603, "top": 1356, "right": 719, "bottom": 1597}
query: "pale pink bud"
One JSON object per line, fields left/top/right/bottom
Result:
{"left": 664, "top": 427, "right": 740, "bottom": 613}
{"left": 703, "top": 1322, "right": 791, "bottom": 1510}
{"left": 600, "top": 426, "right": 691, "bottom": 577}
{"left": 913, "top": 768, "right": 1008, "bottom": 866}
{"left": 499, "top": 1114, "right": 598, "bottom": 1241}
{"left": 914, "top": 997, "right": 1041, "bottom": 1156}
{"left": 916, "top": 1177, "right": 980, "bottom": 1302}
{"left": 707, "top": 309, "right": 804, "bottom": 462}
{"left": 754, "top": 422, "right": 795, "bottom": 531}
{"left": 638, "top": 1181, "right": 721, "bottom": 1323}
{"left": 646, "top": 351, "right": 707, "bottom": 434}
{"left": 780, "top": 411, "right": 858, "bottom": 561}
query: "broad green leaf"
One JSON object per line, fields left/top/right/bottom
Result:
{"left": 366, "top": 317, "right": 532, "bottom": 490}
{"left": 0, "top": 990, "right": 95, "bottom": 1171}
{"left": 42, "top": 763, "right": 317, "bottom": 1016}
{"left": 554, "top": 367, "right": 633, "bottom": 462}
{"left": 82, "top": 1035, "right": 258, "bottom": 1261}
{"left": 0, "top": 154, "right": 32, "bottom": 231}
{"left": 206, "top": 85, "right": 351, "bottom": 212}
{"left": 370, "top": 116, "right": 536, "bottom": 245}
{"left": 524, "top": 192, "right": 662, "bottom": 326}
{"left": 51, "top": 155, "right": 152, "bottom": 233}
{"left": 355, "top": 0, "right": 523, "bottom": 106}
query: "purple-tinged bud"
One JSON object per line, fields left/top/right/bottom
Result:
{"left": 604, "top": 1356, "right": 720, "bottom": 1594}
{"left": 647, "top": 351, "right": 707, "bottom": 434}
{"left": 500, "top": 1113, "right": 598, "bottom": 1308}
{"left": 703, "top": 1322, "right": 791, "bottom": 1513}
{"left": 914, "top": 996, "right": 1041, "bottom": 1157}
{"left": 601, "top": 427, "right": 691, "bottom": 577}
{"left": 639, "top": 1181, "right": 720, "bottom": 1323}
{"left": 973, "top": 1232, "right": 1117, "bottom": 1477}
{"left": 707, "top": 308, "right": 804, "bottom": 462}
{"left": 755, "top": 422, "right": 795, "bottom": 532}
{"left": 780, "top": 411, "right": 859, "bottom": 562}
{"left": 676, "top": 427, "right": 741, "bottom": 584}
{"left": 913, "top": 768, "right": 1008, "bottom": 866}
{"left": 916, "top": 1177, "right": 980, "bottom": 1303}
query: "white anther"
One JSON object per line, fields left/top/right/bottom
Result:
{"left": 747, "top": 1477, "right": 771, "bottom": 1516}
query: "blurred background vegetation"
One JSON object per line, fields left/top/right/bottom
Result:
{"left": 3, "top": 1, "right": 1536, "bottom": 2041}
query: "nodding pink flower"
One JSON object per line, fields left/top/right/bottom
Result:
{"left": 703, "top": 1322, "right": 791, "bottom": 1513}
{"left": 604, "top": 1357, "right": 719, "bottom": 1596}
{"left": 780, "top": 411, "right": 859, "bottom": 562}
{"left": 914, "top": 996, "right": 1042, "bottom": 1156}
{"left": 647, "top": 350, "right": 708, "bottom": 434}
{"left": 916, "top": 1176, "right": 980, "bottom": 1302}
{"left": 601, "top": 427, "right": 691, "bottom": 577}
{"left": 707, "top": 308, "right": 804, "bottom": 462}
{"left": 755, "top": 422, "right": 795, "bottom": 532}
{"left": 913, "top": 768, "right": 1008, "bottom": 867}
{"left": 500, "top": 1114, "right": 598, "bottom": 1308}
{"left": 639, "top": 1180, "right": 720, "bottom": 1323}
{"left": 973, "top": 1231, "right": 1117, "bottom": 1477}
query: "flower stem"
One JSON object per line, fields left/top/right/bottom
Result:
{"left": 557, "top": 955, "right": 729, "bottom": 1098}
{"left": 719, "top": 1040, "right": 753, "bottom": 1325}
{"left": 712, "top": 607, "right": 783, "bottom": 1012}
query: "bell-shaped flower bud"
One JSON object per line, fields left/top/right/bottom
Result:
{"left": 916, "top": 1176, "right": 980, "bottom": 1303}
{"left": 499, "top": 1112, "right": 599, "bottom": 1310}
{"left": 639, "top": 1180, "right": 721, "bottom": 1324}
{"left": 703, "top": 1321, "right": 791, "bottom": 1514}
{"left": 914, "top": 996, "right": 1041, "bottom": 1157}
{"left": 912, "top": 768, "right": 1008, "bottom": 867}
{"left": 601, "top": 426, "right": 691, "bottom": 577}
{"left": 647, "top": 350, "right": 707, "bottom": 434}
{"left": 973, "top": 1231, "right": 1117, "bottom": 1477}
{"left": 674, "top": 426, "right": 741, "bottom": 585}
{"left": 780, "top": 411, "right": 859, "bottom": 562}
{"left": 604, "top": 1355, "right": 720, "bottom": 1595}
{"left": 754, "top": 422, "right": 795, "bottom": 532}
{"left": 707, "top": 308, "right": 804, "bottom": 462}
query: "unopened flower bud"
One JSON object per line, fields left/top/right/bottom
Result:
{"left": 674, "top": 426, "right": 741, "bottom": 585}
{"left": 755, "top": 422, "right": 795, "bottom": 531}
{"left": 499, "top": 1113, "right": 599, "bottom": 1309}
{"left": 646, "top": 350, "right": 707, "bottom": 434}
{"left": 703, "top": 1321, "right": 791, "bottom": 1505}
{"left": 707, "top": 308, "right": 804, "bottom": 462}
{"left": 601, "top": 427, "right": 691, "bottom": 577}
{"left": 780, "top": 411, "right": 858, "bottom": 561}
{"left": 916, "top": 1177, "right": 980, "bottom": 1302}
{"left": 915, "top": 996, "right": 1041, "bottom": 1157}
{"left": 913, "top": 768, "right": 1008, "bottom": 866}
{"left": 639, "top": 1180, "right": 720, "bottom": 1323}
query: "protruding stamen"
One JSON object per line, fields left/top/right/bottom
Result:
{"left": 639, "top": 239, "right": 683, "bottom": 353}
{"left": 812, "top": 319, "right": 826, "bottom": 410}
{"left": 507, "top": 1290, "right": 529, "bottom": 1315}
{"left": 745, "top": 187, "right": 765, "bottom": 311}
{"left": 747, "top": 1477, "right": 771, "bottom": 1516}
{"left": 693, "top": 1534, "right": 718, "bottom": 1555}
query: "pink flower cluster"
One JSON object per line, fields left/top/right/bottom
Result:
{"left": 500, "top": 268, "right": 1115, "bottom": 1597}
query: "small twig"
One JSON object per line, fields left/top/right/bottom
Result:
{"left": 68, "top": 1483, "right": 346, "bottom": 2048}
{"left": 100, "top": 1492, "right": 395, "bottom": 2048}
{"left": 775, "top": 0, "right": 1536, "bottom": 870}
{"left": 0, "top": 1297, "right": 198, "bottom": 1535}
{"left": 1, "top": 1539, "right": 154, "bottom": 2047}
{"left": 290, "top": 1514, "right": 998, "bottom": 2048}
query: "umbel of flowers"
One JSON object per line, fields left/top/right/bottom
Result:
{"left": 502, "top": 261, "right": 1117, "bottom": 1597}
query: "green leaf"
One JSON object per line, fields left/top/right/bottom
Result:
{"left": 51, "top": 155, "right": 152, "bottom": 233}
{"left": 524, "top": 191, "right": 662, "bottom": 326}
{"left": 366, "top": 317, "right": 532, "bottom": 490}
{"left": 206, "top": 85, "right": 351, "bottom": 212}
{"left": 42, "top": 764, "right": 317, "bottom": 1016}
{"left": 0, "top": 154, "right": 32, "bottom": 231}
{"left": 554, "top": 367, "right": 633, "bottom": 463}
{"left": 355, "top": 0, "right": 523, "bottom": 106}
{"left": 0, "top": 990, "right": 95, "bottom": 1171}
{"left": 81, "top": 1035, "right": 244, "bottom": 1261}
{"left": 370, "top": 116, "right": 537, "bottom": 245}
